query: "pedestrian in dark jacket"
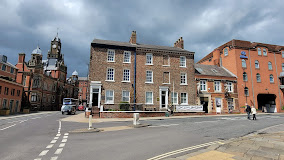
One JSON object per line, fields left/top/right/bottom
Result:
{"left": 245, "top": 103, "right": 251, "bottom": 120}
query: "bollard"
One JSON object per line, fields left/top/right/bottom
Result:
{"left": 133, "top": 113, "right": 140, "bottom": 126}
{"left": 88, "top": 115, "right": 92, "bottom": 130}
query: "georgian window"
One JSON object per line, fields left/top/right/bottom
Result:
{"left": 163, "top": 55, "right": 170, "bottom": 66}
{"left": 244, "top": 87, "right": 249, "bottom": 96}
{"left": 242, "top": 59, "right": 246, "bottom": 68}
{"left": 146, "top": 53, "right": 153, "bottom": 65}
{"left": 123, "top": 51, "right": 131, "bottom": 63}
{"left": 122, "top": 91, "right": 130, "bottom": 102}
{"left": 256, "top": 73, "right": 261, "bottom": 82}
{"left": 107, "top": 49, "right": 115, "bottom": 62}
{"left": 163, "top": 72, "right": 170, "bottom": 84}
{"left": 105, "top": 90, "right": 114, "bottom": 104}
{"left": 171, "top": 92, "right": 178, "bottom": 104}
{"left": 243, "top": 72, "right": 248, "bottom": 81}
{"left": 200, "top": 80, "right": 207, "bottom": 91}
{"left": 180, "top": 56, "right": 186, "bottom": 67}
{"left": 146, "top": 70, "right": 153, "bottom": 83}
{"left": 258, "top": 48, "right": 261, "bottom": 55}
{"left": 123, "top": 69, "right": 130, "bottom": 82}
{"left": 269, "top": 74, "right": 274, "bottom": 83}
{"left": 180, "top": 93, "right": 188, "bottom": 105}
{"left": 106, "top": 68, "right": 114, "bottom": 81}
{"left": 224, "top": 48, "right": 228, "bottom": 56}
{"left": 255, "top": 60, "right": 259, "bottom": 69}
{"left": 180, "top": 73, "right": 187, "bottom": 85}
{"left": 263, "top": 48, "right": 267, "bottom": 56}
{"left": 227, "top": 82, "right": 233, "bottom": 92}
{"left": 268, "top": 62, "right": 272, "bottom": 70}
{"left": 145, "top": 92, "right": 153, "bottom": 104}
{"left": 214, "top": 81, "right": 221, "bottom": 92}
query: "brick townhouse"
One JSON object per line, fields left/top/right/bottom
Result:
{"left": 195, "top": 64, "right": 238, "bottom": 114}
{"left": 197, "top": 39, "right": 284, "bottom": 113}
{"left": 78, "top": 77, "right": 88, "bottom": 106}
{"left": 0, "top": 55, "right": 23, "bottom": 114}
{"left": 89, "top": 31, "right": 195, "bottom": 111}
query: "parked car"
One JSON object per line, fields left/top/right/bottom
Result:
{"left": 78, "top": 105, "right": 84, "bottom": 111}
{"left": 61, "top": 105, "right": 76, "bottom": 115}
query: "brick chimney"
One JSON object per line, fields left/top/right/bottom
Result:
{"left": 174, "top": 37, "right": 184, "bottom": 49}
{"left": 129, "top": 31, "right": 137, "bottom": 44}
{"left": 18, "top": 53, "right": 25, "bottom": 63}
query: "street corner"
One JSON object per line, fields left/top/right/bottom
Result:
{"left": 69, "top": 127, "right": 101, "bottom": 133}
{"left": 129, "top": 123, "right": 152, "bottom": 128}
{"left": 186, "top": 150, "right": 235, "bottom": 160}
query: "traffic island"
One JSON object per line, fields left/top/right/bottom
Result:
{"left": 69, "top": 128, "right": 101, "bottom": 133}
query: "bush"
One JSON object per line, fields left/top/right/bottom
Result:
{"left": 282, "top": 106, "right": 284, "bottom": 110}
{"left": 240, "top": 106, "right": 246, "bottom": 108}
{"left": 119, "top": 102, "right": 130, "bottom": 111}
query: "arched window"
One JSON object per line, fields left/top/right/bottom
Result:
{"left": 242, "top": 59, "right": 246, "bottom": 68}
{"left": 282, "top": 63, "right": 284, "bottom": 71}
{"left": 243, "top": 72, "right": 248, "bottom": 81}
{"left": 269, "top": 74, "right": 274, "bottom": 83}
{"left": 256, "top": 73, "right": 261, "bottom": 82}
{"left": 263, "top": 48, "right": 267, "bottom": 56}
{"left": 255, "top": 60, "right": 259, "bottom": 69}
{"left": 258, "top": 48, "right": 261, "bottom": 55}
{"left": 244, "top": 87, "right": 249, "bottom": 96}
{"left": 268, "top": 62, "right": 272, "bottom": 70}
{"left": 224, "top": 48, "right": 228, "bottom": 56}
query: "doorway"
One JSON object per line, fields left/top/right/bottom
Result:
{"left": 159, "top": 86, "right": 168, "bottom": 109}
{"left": 257, "top": 94, "right": 276, "bottom": 113}
{"left": 161, "top": 91, "right": 166, "bottom": 108}
{"left": 200, "top": 97, "right": 208, "bottom": 113}
{"left": 92, "top": 93, "right": 99, "bottom": 107}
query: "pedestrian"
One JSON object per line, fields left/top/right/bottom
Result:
{"left": 251, "top": 106, "right": 257, "bottom": 120}
{"left": 245, "top": 103, "right": 251, "bottom": 120}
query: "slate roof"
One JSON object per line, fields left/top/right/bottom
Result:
{"left": 195, "top": 64, "right": 236, "bottom": 78}
{"left": 78, "top": 77, "right": 88, "bottom": 81}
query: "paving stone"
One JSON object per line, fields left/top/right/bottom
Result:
{"left": 251, "top": 155, "right": 273, "bottom": 160}
{"left": 259, "top": 146, "right": 284, "bottom": 155}
{"left": 224, "top": 146, "right": 250, "bottom": 153}
{"left": 237, "top": 143, "right": 260, "bottom": 150}
{"left": 279, "top": 154, "right": 284, "bottom": 160}
{"left": 232, "top": 156, "right": 251, "bottom": 160}
{"left": 246, "top": 150, "right": 279, "bottom": 159}
{"left": 253, "top": 141, "right": 274, "bottom": 148}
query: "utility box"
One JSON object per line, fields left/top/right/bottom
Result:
{"left": 133, "top": 113, "right": 140, "bottom": 125}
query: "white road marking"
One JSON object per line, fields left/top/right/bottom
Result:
{"left": 39, "top": 150, "right": 49, "bottom": 156}
{"left": 19, "top": 120, "right": 28, "bottom": 123}
{"left": 34, "top": 158, "right": 41, "bottom": 160}
{"left": 46, "top": 144, "right": 54, "bottom": 149}
{"left": 50, "top": 140, "right": 57, "bottom": 144}
{"left": 59, "top": 143, "right": 65, "bottom": 147}
{"left": 54, "top": 137, "right": 59, "bottom": 140}
{"left": 59, "top": 121, "right": 61, "bottom": 128}
{"left": 8, "top": 120, "right": 27, "bottom": 123}
{"left": 148, "top": 124, "right": 179, "bottom": 128}
{"left": 64, "top": 133, "right": 69, "bottom": 136}
{"left": 195, "top": 120, "right": 220, "bottom": 123}
{"left": 62, "top": 139, "right": 67, "bottom": 143}
{"left": 50, "top": 157, "right": 58, "bottom": 160}
{"left": 0, "top": 124, "right": 16, "bottom": 131}
{"left": 56, "top": 134, "right": 61, "bottom": 137}
{"left": 63, "top": 136, "right": 68, "bottom": 139}
{"left": 54, "top": 148, "right": 63, "bottom": 155}
{"left": 31, "top": 117, "right": 41, "bottom": 119}
{"left": 147, "top": 141, "right": 223, "bottom": 160}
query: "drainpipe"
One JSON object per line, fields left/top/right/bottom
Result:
{"left": 274, "top": 52, "right": 282, "bottom": 112}
{"left": 248, "top": 48, "right": 256, "bottom": 106}
{"left": 133, "top": 50, "right": 137, "bottom": 111}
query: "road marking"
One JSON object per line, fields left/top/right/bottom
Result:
{"left": 54, "top": 137, "right": 59, "bottom": 140}
{"left": 63, "top": 136, "right": 68, "bottom": 139}
{"left": 46, "top": 144, "right": 54, "bottom": 149}
{"left": 64, "top": 133, "right": 69, "bottom": 136}
{"left": 19, "top": 120, "right": 28, "bottom": 123}
{"left": 59, "top": 143, "right": 65, "bottom": 147}
{"left": 149, "top": 124, "right": 179, "bottom": 128}
{"left": 34, "top": 158, "right": 41, "bottom": 160}
{"left": 195, "top": 120, "right": 220, "bottom": 123}
{"left": 31, "top": 117, "right": 41, "bottom": 119}
{"left": 0, "top": 124, "right": 16, "bottom": 131}
{"left": 50, "top": 157, "right": 58, "bottom": 160}
{"left": 39, "top": 150, "right": 49, "bottom": 156}
{"left": 59, "top": 121, "right": 61, "bottom": 128}
{"left": 54, "top": 148, "right": 63, "bottom": 155}
{"left": 147, "top": 141, "right": 223, "bottom": 160}
{"left": 50, "top": 140, "right": 57, "bottom": 144}
{"left": 62, "top": 139, "right": 67, "bottom": 143}
{"left": 56, "top": 134, "right": 61, "bottom": 137}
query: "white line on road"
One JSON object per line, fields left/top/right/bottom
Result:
{"left": 46, "top": 144, "right": 54, "bottom": 149}
{"left": 59, "top": 143, "right": 65, "bottom": 147}
{"left": 63, "top": 136, "right": 68, "bottom": 139}
{"left": 39, "top": 150, "right": 49, "bottom": 156}
{"left": 56, "top": 134, "right": 61, "bottom": 137}
{"left": 54, "top": 137, "right": 59, "bottom": 140}
{"left": 64, "top": 133, "right": 69, "bottom": 136}
{"left": 50, "top": 157, "right": 58, "bottom": 160}
{"left": 59, "top": 121, "right": 61, "bottom": 128}
{"left": 50, "top": 140, "right": 57, "bottom": 144}
{"left": 54, "top": 148, "right": 63, "bottom": 155}
{"left": 148, "top": 124, "right": 179, "bottom": 128}
{"left": 31, "top": 117, "right": 41, "bottom": 119}
{"left": 0, "top": 124, "right": 16, "bottom": 131}
{"left": 19, "top": 120, "right": 28, "bottom": 123}
{"left": 34, "top": 158, "right": 41, "bottom": 160}
{"left": 194, "top": 120, "right": 220, "bottom": 123}
{"left": 61, "top": 139, "right": 67, "bottom": 143}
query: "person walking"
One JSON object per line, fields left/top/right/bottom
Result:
{"left": 245, "top": 103, "right": 251, "bottom": 120}
{"left": 251, "top": 106, "right": 257, "bottom": 120}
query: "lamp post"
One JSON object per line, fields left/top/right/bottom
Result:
{"left": 240, "top": 51, "right": 248, "bottom": 104}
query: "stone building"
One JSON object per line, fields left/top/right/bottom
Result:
{"left": 89, "top": 31, "right": 195, "bottom": 111}
{"left": 197, "top": 39, "right": 284, "bottom": 112}
{"left": 0, "top": 55, "right": 23, "bottom": 114}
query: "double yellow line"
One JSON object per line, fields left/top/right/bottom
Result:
{"left": 147, "top": 140, "right": 224, "bottom": 160}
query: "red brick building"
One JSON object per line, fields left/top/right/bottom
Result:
{"left": 197, "top": 39, "right": 284, "bottom": 113}
{"left": 0, "top": 55, "right": 23, "bottom": 114}
{"left": 89, "top": 31, "right": 195, "bottom": 111}
{"left": 78, "top": 77, "right": 88, "bottom": 107}
{"left": 195, "top": 64, "right": 238, "bottom": 114}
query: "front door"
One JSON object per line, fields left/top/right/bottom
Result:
{"left": 159, "top": 87, "right": 168, "bottom": 109}
{"left": 215, "top": 98, "right": 222, "bottom": 113}
{"left": 92, "top": 93, "right": 99, "bottom": 107}
{"left": 161, "top": 91, "right": 166, "bottom": 108}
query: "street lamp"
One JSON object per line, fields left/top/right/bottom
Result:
{"left": 240, "top": 51, "right": 248, "bottom": 104}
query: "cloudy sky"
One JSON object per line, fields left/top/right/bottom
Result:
{"left": 1, "top": 0, "right": 284, "bottom": 77}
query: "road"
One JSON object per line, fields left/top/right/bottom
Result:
{"left": 0, "top": 112, "right": 284, "bottom": 160}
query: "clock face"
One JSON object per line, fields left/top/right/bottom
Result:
{"left": 52, "top": 44, "right": 57, "bottom": 49}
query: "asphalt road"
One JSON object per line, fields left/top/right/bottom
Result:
{"left": 1, "top": 112, "right": 284, "bottom": 160}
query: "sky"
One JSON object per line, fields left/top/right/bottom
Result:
{"left": 1, "top": 0, "right": 284, "bottom": 77}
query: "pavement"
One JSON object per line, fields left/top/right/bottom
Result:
{"left": 0, "top": 111, "right": 53, "bottom": 120}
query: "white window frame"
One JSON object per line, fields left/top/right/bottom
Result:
{"left": 200, "top": 80, "right": 207, "bottom": 91}
{"left": 269, "top": 74, "right": 274, "bottom": 83}
{"left": 258, "top": 48, "right": 261, "bottom": 56}
{"left": 107, "top": 49, "right": 115, "bottom": 62}
{"left": 263, "top": 48, "right": 267, "bottom": 56}
{"left": 224, "top": 48, "right": 228, "bottom": 56}
{"left": 180, "top": 72, "right": 187, "bottom": 85}
{"left": 122, "top": 90, "right": 130, "bottom": 102}
{"left": 145, "top": 91, "right": 153, "bottom": 104}
{"left": 227, "top": 82, "right": 233, "bottom": 92}
{"left": 122, "top": 69, "right": 130, "bottom": 82}
{"left": 171, "top": 92, "right": 178, "bottom": 105}
{"left": 242, "top": 59, "right": 246, "bottom": 68}
{"left": 268, "top": 62, "right": 272, "bottom": 70}
{"left": 106, "top": 68, "right": 115, "bottom": 81}
{"left": 146, "top": 70, "right": 153, "bottom": 83}
{"left": 146, "top": 53, "right": 153, "bottom": 65}
{"left": 123, "top": 51, "right": 131, "bottom": 63}
{"left": 180, "top": 56, "right": 186, "bottom": 67}
{"left": 214, "top": 81, "right": 221, "bottom": 92}
{"left": 105, "top": 90, "right": 114, "bottom": 104}
{"left": 243, "top": 72, "right": 248, "bottom": 81}
{"left": 255, "top": 60, "right": 259, "bottom": 69}
{"left": 180, "top": 93, "right": 188, "bottom": 105}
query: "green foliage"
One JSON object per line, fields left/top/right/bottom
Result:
{"left": 240, "top": 106, "right": 246, "bottom": 108}
{"left": 282, "top": 106, "right": 284, "bottom": 110}
{"left": 119, "top": 101, "right": 130, "bottom": 111}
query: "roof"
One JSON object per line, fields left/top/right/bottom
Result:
{"left": 92, "top": 39, "right": 194, "bottom": 54}
{"left": 195, "top": 64, "right": 236, "bottom": 78}
{"left": 0, "top": 55, "right": 18, "bottom": 69}
{"left": 32, "top": 45, "right": 42, "bottom": 54}
{"left": 78, "top": 77, "right": 88, "bottom": 81}
{"left": 72, "top": 70, "right": 78, "bottom": 76}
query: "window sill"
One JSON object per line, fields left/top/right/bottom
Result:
{"left": 180, "top": 104, "right": 188, "bottom": 105}
{"left": 270, "top": 82, "right": 275, "bottom": 84}
{"left": 107, "top": 61, "right": 115, "bottom": 63}
{"left": 121, "top": 81, "right": 131, "bottom": 83}
{"left": 105, "top": 103, "right": 114, "bottom": 105}
{"left": 145, "top": 82, "right": 154, "bottom": 84}
{"left": 145, "top": 64, "right": 153, "bottom": 66}
{"left": 180, "top": 66, "right": 187, "bottom": 68}
{"left": 105, "top": 80, "right": 115, "bottom": 82}
{"left": 162, "top": 65, "right": 170, "bottom": 67}
{"left": 180, "top": 84, "right": 188, "bottom": 86}
{"left": 123, "top": 62, "right": 131, "bottom": 64}
{"left": 162, "top": 83, "right": 171, "bottom": 84}
{"left": 145, "top": 103, "right": 154, "bottom": 105}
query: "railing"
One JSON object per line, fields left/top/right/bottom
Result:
{"left": 101, "top": 103, "right": 171, "bottom": 111}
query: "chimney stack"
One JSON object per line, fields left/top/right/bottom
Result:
{"left": 129, "top": 31, "right": 137, "bottom": 44}
{"left": 174, "top": 37, "right": 184, "bottom": 49}
{"left": 18, "top": 53, "right": 25, "bottom": 63}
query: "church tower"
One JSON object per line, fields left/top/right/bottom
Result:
{"left": 47, "top": 32, "right": 62, "bottom": 60}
